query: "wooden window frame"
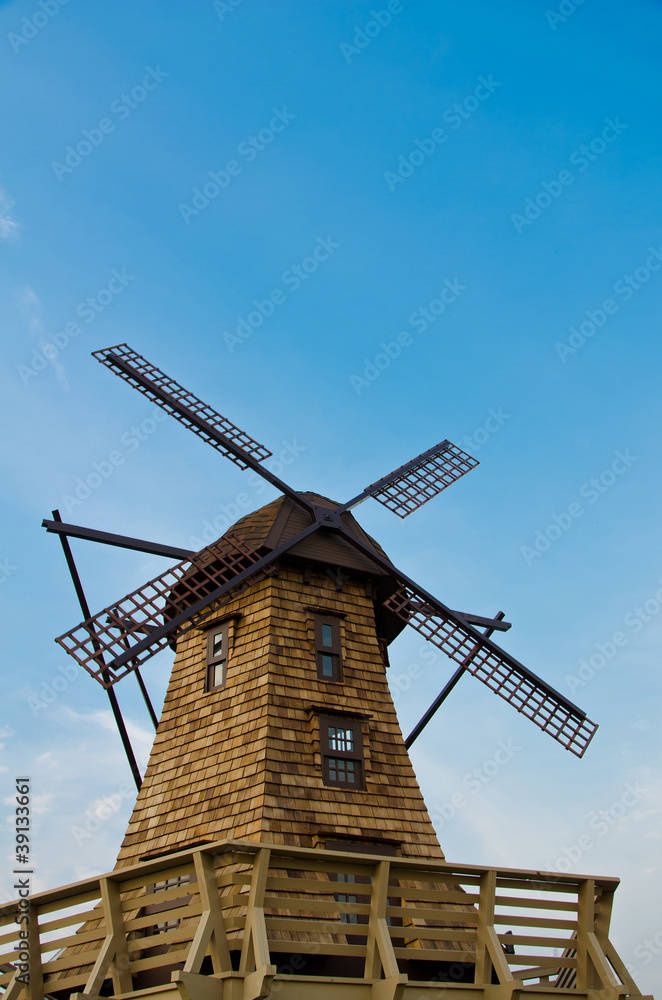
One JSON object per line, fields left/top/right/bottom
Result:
{"left": 319, "top": 714, "right": 365, "bottom": 789}
{"left": 205, "top": 620, "right": 229, "bottom": 692}
{"left": 314, "top": 614, "right": 343, "bottom": 682}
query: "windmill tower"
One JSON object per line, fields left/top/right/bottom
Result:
{"left": 0, "top": 345, "right": 650, "bottom": 1000}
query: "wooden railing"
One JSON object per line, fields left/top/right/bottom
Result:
{"left": 0, "top": 840, "right": 648, "bottom": 1000}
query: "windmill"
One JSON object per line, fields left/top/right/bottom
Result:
{"left": 44, "top": 342, "right": 597, "bottom": 793}
{"left": 7, "top": 342, "right": 649, "bottom": 1000}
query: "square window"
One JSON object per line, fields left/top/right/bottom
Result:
{"left": 320, "top": 715, "right": 364, "bottom": 789}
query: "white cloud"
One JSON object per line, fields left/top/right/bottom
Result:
{"left": 16, "top": 286, "right": 69, "bottom": 391}
{"left": 0, "top": 186, "right": 18, "bottom": 241}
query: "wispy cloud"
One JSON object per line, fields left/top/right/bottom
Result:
{"left": 17, "top": 286, "right": 69, "bottom": 391}
{"left": 0, "top": 186, "right": 19, "bottom": 241}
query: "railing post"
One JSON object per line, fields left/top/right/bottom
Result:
{"left": 578, "top": 879, "right": 623, "bottom": 991}
{"left": 83, "top": 877, "right": 132, "bottom": 997}
{"left": 594, "top": 884, "right": 615, "bottom": 953}
{"left": 475, "top": 870, "right": 514, "bottom": 987}
{"left": 183, "top": 850, "right": 232, "bottom": 974}
{"left": 577, "top": 879, "right": 596, "bottom": 990}
{"left": 364, "top": 861, "right": 407, "bottom": 1000}
{"left": 239, "top": 848, "right": 275, "bottom": 1000}
{"left": 26, "top": 903, "right": 44, "bottom": 1000}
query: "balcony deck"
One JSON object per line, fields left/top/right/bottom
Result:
{"left": 0, "top": 839, "right": 651, "bottom": 1000}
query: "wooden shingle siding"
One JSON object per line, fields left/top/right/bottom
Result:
{"left": 115, "top": 500, "right": 444, "bottom": 869}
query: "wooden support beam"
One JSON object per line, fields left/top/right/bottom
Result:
{"left": 184, "top": 852, "right": 232, "bottom": 975}
{"left": 172, "top": 970, "right": 224, "bottom": 1000}
{"left": 577, "top": 878, "right": 612, "bottom": 991}
{"left": 594, "top": 886, "right": 615, "bottom": 953}
{"left": 242, "top": 965, "right": 276, "bottom": 1000}
{"left": 364, "top": 861, "right": 401, "bottom": 983}
{"left": 475, "top": 871, "right": 514, "bottom": 987}
{"left": 239, "top": 849, "right": 272, "bottom": 976}
{"left": 2, "top": 974, "right": 27, "bottom": 1000}
{"left": 587, "top": 932, "right": 620, "bottom": 989}
{"left": 604, "top": 940, "right": 645, "bottom": 997}
{"left": 26, "top": 904, "right": 44, "bottom": 1000}
{"left": 83, "top": 878, "right": 132, "bottom": 996}
{"left": 371, "top": 973, "right": 408, "bottom": 1000}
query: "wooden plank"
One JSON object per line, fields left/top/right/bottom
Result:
{"left": 35, "top": 909, "right": 101, "bottom": 935}
{"left": 124, "top": 903, "right": 202, "bottom": 934}
{"left": 266, "top": 917, "right": 365, "bottom": 936}
{"left": 267, "top": 939, "right": 365, "bottom": 956}
{"left": 392, "top": 946, "right": 476, "bottom": 962}
{"left": 32, "top": 927, "right": 106, "bottom": 953}
{"left": 36, "top": 972, "right": 91, "bottom": 992}
{"left": 40, "top": 953, "right": 96, "bottom": 975}
{"left": 387, "top": 888, "right": 480, "bottom": 906}
{"left": 386, "top": 904, "right": 478, "bottom": 924}
{"left": 126, "top": 924, "right": 197, "bottom": 953}
{"left": 506, "top": 954, "right": 577, "bottom": 969}
{"left": 496, "top": 933, "right": 576, "bottom": 949}
{"left": 263, "top": 895, "right": 369, "bottom": 916}
{"left": 31, "top": 889, "right": 102, "bottom": 917}
{"left": 127, "top": 949, "right": 191, "bottom": 974}
{"left": 494, "top": 914, "right": 577, "bottom": 931}
{"left": 495, "top": 895, "right": 578, "bottom": 912}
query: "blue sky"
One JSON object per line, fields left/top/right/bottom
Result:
{"left": 1, "top": 0, "right": 661, "bottom": 991}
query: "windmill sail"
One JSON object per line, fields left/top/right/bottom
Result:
{"left": 384, "top": 584, "right": 597, "bottom": 758}
{"left": 342, "top": 440, "right": 478, "bottom": 518}
{"left": 56, "top": 534, "right": 270, "bottom": 687}
{"left": 93, "top": 344, "right": 272, "bottom": 469}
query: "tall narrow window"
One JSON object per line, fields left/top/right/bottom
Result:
{"left": 206, "top": 622, "right": 228, "bottom": 691}
{"left": 314, "top": 615, "right": 342, "bottom": 681}
{"left": 320, "top": 715, "right": 364, "bottom": 789}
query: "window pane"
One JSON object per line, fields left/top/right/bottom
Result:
{"left": 321, "top": 654, "right": 335, "bottom": 677}
{"left": 321, "top": 623, "right": 333, "bottom": 647}
{"left": 328, "top": 726, "right": 353, "bottom": 752}
{"left": 326, "top": 757, "right": 357, "bottom": 785}
{"left": 211, "top": 662, "right": 225, "bottom": 688}
{"left": 211, "top": 631, "right": 224, "bottom": 659}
